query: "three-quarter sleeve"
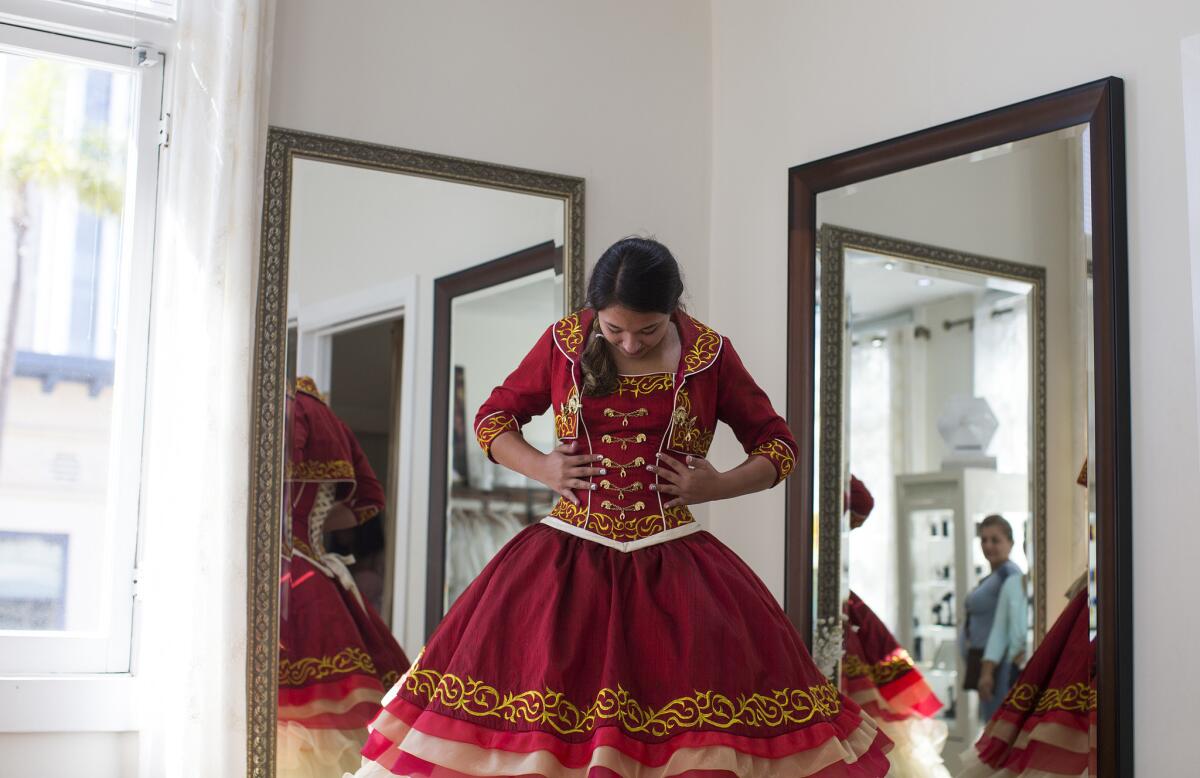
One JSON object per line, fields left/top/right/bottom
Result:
{"left": 714, "top": 337, "right": 798, "bottom": 485}
{"left": 343, "top": 419, "right": 385, "bottom": 524}
{"left": 984, "top": 573, "right": 1028, "bottom": 664}
{"left": 474, "top": 326, "right": 555, "bottom": 462}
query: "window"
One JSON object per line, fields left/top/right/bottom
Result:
{"left": 0, "top": 22, "right": 163, "bottom": 674}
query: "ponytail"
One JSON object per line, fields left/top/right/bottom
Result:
{"left": 580, "top": 317, "right": 618, "bottom": 397}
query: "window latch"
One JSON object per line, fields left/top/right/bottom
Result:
{"left": 158, "top": 113, "right": 172, "bottom": 149}
{"left": 133, "top": 46, "right": 160, "bottom": 68}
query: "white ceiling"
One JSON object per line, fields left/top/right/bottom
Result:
{"left": 844, "top": 248, "right": 1030, "bottom": 321}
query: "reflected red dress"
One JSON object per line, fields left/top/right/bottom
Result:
{"left": 841, "top": 475, "right": 948, "bottom": 776}
{"left": 958, "top": 588, "right": 1094, "bottom": 777}
{"left": 278, "top": 378, "right": 411, "bottom": 777}
{"left": 841, "top": 593, "right": 949, "bottom": 778}
{"left": 842, "top": 593, "right": 943, "bottom": 722}
{"left": 354, "top": 311, "right": 891, "bottom": 777}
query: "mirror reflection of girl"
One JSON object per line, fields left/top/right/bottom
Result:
{"left": 958, "top": 462, "right": 1094, "bottom": 777}
{"left": 844, "top": 476, "right": 952, "bottom": 778}
{"left": 963, "top": 515, "right": 1027, "bottom": 721}
{"left": 278, "top": 378, "right": 410, "bottom": 777}
{"left": 350, "top": 238, "right": 892, "bottom": 777}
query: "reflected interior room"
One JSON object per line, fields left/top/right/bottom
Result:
{"left": 9, "top": 2, "right": 1200, "bottom": 778}
{"left": 818, "top": 127, "right": 1094, "bottom": 774}
{"left": 276, "top": 136, "right": 578, "bottom": 776}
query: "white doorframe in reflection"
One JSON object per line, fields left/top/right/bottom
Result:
{"left": 293, "top": 275, "right": 418, "bottom": 632}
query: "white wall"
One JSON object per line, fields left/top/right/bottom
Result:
{"left": 708, "top": 2, "right": 1200, "bottom": 773}
{"left": 272, "top": 0, "right": 713, "bottom": 648}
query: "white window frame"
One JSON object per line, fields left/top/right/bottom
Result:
{"left": 0, "top": 21, "right": 164, "bottom": 676}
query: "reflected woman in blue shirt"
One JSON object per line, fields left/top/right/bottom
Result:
{"left": 963, "top": 514, "right": 1026, "bottom": 721}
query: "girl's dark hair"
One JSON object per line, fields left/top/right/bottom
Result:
{"left": 979, "top": 514, "right": 1014, "bottom": 544}
{"left": 580, "top": 237, "right": 684, "bottom": 397}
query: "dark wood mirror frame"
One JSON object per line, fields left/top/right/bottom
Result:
{"left": 425, "top": 241, "right": 575, "bottom": 636}
{"left": 784, "top": 78, "right": 1130, "bottom": 775}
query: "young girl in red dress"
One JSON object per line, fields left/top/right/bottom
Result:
{"left": 278, "top": 378, "right": 411, "bottom": 777}
{"left": 352, "top": 238, "right": 892, "bottom": 777}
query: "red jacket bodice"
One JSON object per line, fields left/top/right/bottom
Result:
{"left": 474, "top": 310, "right": 797, "bottom": 543}
{"left": 287, "top": 377, "right": 384, "bottom": 555}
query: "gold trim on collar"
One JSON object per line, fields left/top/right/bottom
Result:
{"left": 680, "top": 314, "right": 722, "bottom": 375}
{"left": 295, "top": 376, "right": 327, "bottom": 404}
{"left": 553, "top": 312, "right": 586, "bottom": 358}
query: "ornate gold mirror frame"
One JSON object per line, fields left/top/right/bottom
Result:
{"left": 245, "top": 127, "right": 585, "bottom": 777}
{"left": 811, "top": 224, "right": 1047, "bottom": 676}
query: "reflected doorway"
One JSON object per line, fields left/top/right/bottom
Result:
{"left": 325, "top": 316, "right": 406, "bottom": 626}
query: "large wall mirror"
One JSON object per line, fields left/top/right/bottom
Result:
{"left": 787, "top": 80, "right": 1130, "bottom": 776}
{"left": 246, "top": 128, "right": 583, "bottom": 777}
{"left": 426, "top": 243, "right": 567, "bottom": 633}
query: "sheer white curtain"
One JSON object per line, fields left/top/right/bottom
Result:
{"left": 137, "top": 1, "right": 276, "bottom": 775}
{"left": 848, "top": 332, "right": 900, "bottom": 631}
{"left": 973, "top": 298, "right": 1030, "bottom": 475}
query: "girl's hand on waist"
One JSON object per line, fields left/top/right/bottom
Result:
{"left": 648, "top": 454, "right": 724, "bottom": 508}
{"left": 537, "top": 441, "right": 605, "bottom": 506}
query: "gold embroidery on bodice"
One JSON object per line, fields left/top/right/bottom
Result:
{"left": 550, "top": 372, "right": 698, "bottom": 543}
{"left": 616, "top": 373, "right": 674, "bottom": 398}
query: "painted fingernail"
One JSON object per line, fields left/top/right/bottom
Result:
{"left": 656, "top": 453, "right": 663, "bottom": 459}
{"left": 650, "top": 484, "right": 657, "bottom": 491}
{"left": 595, "top": 455, "right": 604, "bottom": 461}
{"left": 590, "top": 484, "right": 597, "bottom": 491}
{"left": 646, "top": 465, "right": 656, "bottom": 472}
{"left": 599, "top": 468, "right": 607, "bottom": 475}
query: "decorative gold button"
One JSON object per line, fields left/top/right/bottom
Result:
{"left": 603, "top": 456, "right": 646, "bottom": 477}
{"left": 601, "top": 433, "right": 648, "bottom": 450}
{"left": 603, "top": 407, "right": 649, "bottom": 427}
{"left": 600, "top": 480, "right": 644, "bottom": 499}
{"left": 601, "top": 500, "right": 646, "bottom": 522}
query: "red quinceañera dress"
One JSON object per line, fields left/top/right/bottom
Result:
{"left": 351, "top": 311, "right": 891, "bottom": 777}
{"left": 957, "top": 586, "right": 1094, "bottom": 778}
{"left": 841, "top": 477, "right": 949, "bottom": 777}
{"left": 278, "top": 378, "right": 411, "bottom": 777}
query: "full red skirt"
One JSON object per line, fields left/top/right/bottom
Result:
{"left": 355, "top": 525, "right": 891, "bottom": 777}
{"left": 959, "top": 589, "right": 1094, "bottom": 777}
{"left": 278, "top": 553, "right": 411, "bottom": 776}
